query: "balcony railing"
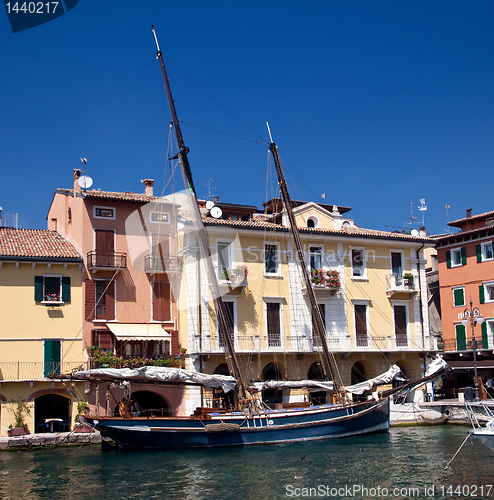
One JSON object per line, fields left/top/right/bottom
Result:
{"left": 144, "top": 254, "right": 181, "bottom": 274}
{"left": 192, "top": 333, "right": 439, "bottom": 354}
{"left": 87, "top": 251, "right": 127, "bottom": 270}
{"left": 386, "top": 274, "right": 417, "bottom": 297}
{"left": 0, "top": 362, "right": 84, "bottom": 381}
{"left": 442, "top": 338, "right": 491, "bottom": 351}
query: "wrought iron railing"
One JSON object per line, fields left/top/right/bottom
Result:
{"left": 87, "top": 251, "right": 127, "bottom": 269}
{"left": 0, "top": 362, "right": 84, "bottom": 381}
{"left": 144, "top": 254, "right": 181, "bottom": 273}
{"left": 386, "top": 274, "right": 416, "bottom": 292}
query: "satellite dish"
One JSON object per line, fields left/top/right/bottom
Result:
{"left": 411, "top": 229, "right": 419, "bottom": 236}
{"left": 206, "top": 200, "right": 214, "bottom": 210}
{"left": 210, "top": 206, "right": 222, "bottom": 219}
{"left": 78, "top": 175, "right": 93, "bottom": 189}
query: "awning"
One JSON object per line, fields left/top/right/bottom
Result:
{"left": 447, "top": 359, "right": 494, "bottom": 370}
{"left": 106, "top": 323, "right": 171, "bottom": 341}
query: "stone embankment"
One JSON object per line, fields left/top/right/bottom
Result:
{"left": 0, "top": 430, "right": 102, "bottom": 450}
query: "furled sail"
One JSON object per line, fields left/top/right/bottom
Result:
{"left": 344, "top": 364, "right": 406, "bottom": 395}
{"left": 74, "top": 366, "right": 237, "bottom": 393}
{"left": 251, "top": 380, "right": 334, "bottom": 391}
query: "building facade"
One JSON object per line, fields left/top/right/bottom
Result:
{"left": 436, "top": 209, "right": 494, "bottom": 396}
{"left": 0, "top": 227, "right": 84, "bottom": 435}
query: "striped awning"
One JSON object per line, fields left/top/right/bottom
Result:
{"left": 107, "top": 323, "right": 171, "bottom": 341}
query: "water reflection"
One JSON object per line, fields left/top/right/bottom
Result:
{"left": 0, "top": 426, "right": 492, "bottom": 499}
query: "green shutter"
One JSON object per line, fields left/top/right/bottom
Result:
{"left": 480, "top": 285, "right": 485, "bottom": 304}
{"left": 481, "top": 321, "right": 488, "bottom": 349}
{"left": 446, "top": 250, "right": 451, "bottom": 268}
{"left": 43, "top": 340, "right": 61, "bottom": 376}
{"left": 456, "top": 324, "right": 467, "bottom": 351}
{"left": 34, "top": 276, "right": 43, "bottom": 301}
{"left": 61, "top": 277, "right": 71, "bottom": 302}
{"left": 476, "top": 244, "right": 482, "bottom": 263}
{"left": 461, "top": 247, "right": 467, "bottom": 265}
{"left": 454, "top": 288, "right": 465, "bottom": 307}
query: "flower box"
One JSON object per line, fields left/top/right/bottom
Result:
{"left": 310, "top": 269, "right": 341, "bottom": 288}
{"left": 7, "top": 427, "right": 28, "bottom": 437}
{"left": 74, "top": 424, "right": 92, "bottom": 433}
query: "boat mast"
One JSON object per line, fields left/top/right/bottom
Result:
{"left": 152, "top": 26, "right": 246, "bottom": 398}
{"left": 267, "top": 135, "right": 336, "bottom": 384}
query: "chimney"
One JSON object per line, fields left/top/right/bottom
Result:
{"left": 142, "top": 179, "right": 154, "bottom": 196}
{"left": 213, "top": 195, "right": 219, "bottom": 204}
{"left": 466, "top": 208, "right": 472, "bottom": 218}
{"left": 419, "top": 225, "right": 426, "bottom": 236}
{"left": 73, "top": 169, "right": 81, "bottom": 193}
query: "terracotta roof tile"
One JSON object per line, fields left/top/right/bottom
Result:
{"left": 449, "top": 210, "right": 494, "bottom": 227}
{"left": 56, "top": 188, "right": 174, "bottom": 205}
{"left": 0, "top": 228, "right": 81, "bottom": 259}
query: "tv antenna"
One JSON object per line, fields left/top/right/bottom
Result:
{"left": 202, "top": 178, "right": 216, "bottom": 201}
{"left": 78, "top": 157, "right": 93, "bottom": 190}
{"left": 407, "top": 200, "right": 417, "bottom": 228}
{"left": 445, "top": 203, "right": 450, "bottom": 234}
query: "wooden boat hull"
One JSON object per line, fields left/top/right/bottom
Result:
{"left": 82, "top": 399, "right": 389, "bottom": 449}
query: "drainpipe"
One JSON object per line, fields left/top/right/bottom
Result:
{"left": 416, "top": 242, "right": 425, "bottom": 360}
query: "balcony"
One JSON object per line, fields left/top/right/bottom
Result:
{"left": 442, "top": 338, "right": 491, "bottom": 352}
{"left": 386, "top": 274, "right": 417, "bottom": 298}
{"left": 87, "top": 251, "right": 127, "bottom": 272}
{"left": 306, "top": 269, "right": 341, "bottom": 297}
{"left": 0, "top": 361, "right": 84, "bottom": 381}
{"left": 218, "top": 266, "right": 248, "bottom": 293}
{"left": 144, "top": 254, "right": 181, "bottom": 274}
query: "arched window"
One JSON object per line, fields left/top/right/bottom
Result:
{"left": 307, "top": 216, "right": 319, "bottom": 228}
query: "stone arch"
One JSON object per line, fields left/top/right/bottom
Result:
{"left": 391, "top": 358, "right": 419, "bottom": 382}
{"left": 351, "top": 361, "right": 367, "bottom": 385}
{"left": 213, "top": 363, "right": 231, "bottom": 376}
{"left": 261, "top": 363, "right": 283, "bottom": 409}
{"left": 28, "top": 388, "right": 71, "bottom": 402}
{"left": 262, "top": 362, "right": 282, "bottom": 381}
{"left": 307, "top": 362, "right": 326, "bottom": 405}
{"left": 212, "top": 364, "right": 234, "bottom": 409}
{"left": 34, "top": 393, "right": 71, "bottom": 433}
{"left": 113, "top": 390, "right": 170, "bottom": 418}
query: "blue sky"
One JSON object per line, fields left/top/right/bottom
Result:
{"left": 1, "top": 2, "right": 494, "bottom": 235}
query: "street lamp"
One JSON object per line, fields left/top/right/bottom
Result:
{"left": 462, "top": 299, "right": 484, "bottom": 402}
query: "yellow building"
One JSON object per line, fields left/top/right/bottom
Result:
{"left": 0, "top": 228, "right": 84, "bottom": 436}
{"left": 178, "top": 197, "right": 437, "bottom": 411}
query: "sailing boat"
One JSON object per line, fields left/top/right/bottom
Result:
{"left": 77, "top": 27, "right": 404, "bottom": 448}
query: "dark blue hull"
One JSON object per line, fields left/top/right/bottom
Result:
{"left": 83, "top": 399, "right": 389, "bottom": 449}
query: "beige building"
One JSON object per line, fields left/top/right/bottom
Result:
{"left": 179, "top": 197, "right": 437, "bottom": 411}
{"left": 0, "top": 227, "right": 84, "bottom": 435}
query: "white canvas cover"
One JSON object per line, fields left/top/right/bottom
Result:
{"left": 74, "top": 366, "right": 237, "bottom": 393}
{"left": 251, "top": 380, "right": 334, "bottom": 391}
{"left": 424, "top": 355, "right": 448, "bottom": 377}
{"left": 344, "top": 364, "right": 405, "bottom": 395}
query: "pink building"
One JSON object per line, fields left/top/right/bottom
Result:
{"left": 47, "top": 169, "right": 184, "bottom": 417}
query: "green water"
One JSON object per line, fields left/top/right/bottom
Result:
{"left": 0, "top": 426, "right": 492, "bottom": 499}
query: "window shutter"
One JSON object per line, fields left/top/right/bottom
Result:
{"left": 61, "top": 277, "right": 71, "bottom": 302}
{"left": 481, "top": 321, "right": 488, "bottom": 349}
{"left": 461, "top": 247, "right": 467, "bottom": 265}
{"left": 34, "top": 276, "right": 43, "bottom": 301}
{"left": 105, "top": 280, "right": 115, "bottom": 321}
{"left": 85, "top": 280, "right": 95, "bottom": 321}
{"left": 446, "top": 250, "right": 451, "bottom": 268}
{"left": 171, "top": 330, "right": 179, "bottom": 355}
{"left": 476, "top": 244, "right": 482, "bottom": 263}
{"left": 479, "top": 285, "right": 485, "bottom": 304}
{"left": 456, "top": 324, "right": 467, "bottom": 351}
{"left": 453, "top": 288, "right": 464, "bottom": 307}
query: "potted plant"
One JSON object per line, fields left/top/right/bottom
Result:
{"left": 74, "top": 400, "right": 92, "bottom": 433}
{"left": 7, "top": 399, "right": 31, "bottom": 437}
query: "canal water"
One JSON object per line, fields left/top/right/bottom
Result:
{"left": 0, "top": 426, "right": 492, "bottom": 499}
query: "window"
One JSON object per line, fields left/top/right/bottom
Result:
{"left": 309, "top": 246, "right": 322, "bottom": 270}
{"left": 94, "top": 280, "right": 115, "bottom": 321}
{"left": 94, "top": 206, "right": 115, "bottom": 219}
{"left": 218, "top": 300, "right": 235, "bottom": 348}
{"left": 264, "top": 243, "right": 280, "bottom": 275}
{"left": 447, "top": 247, "right": 466, "bottom": 268}
{"left": 152, "top": 281, "right": 171, "bottom": 321}
{"left": 391, "top": 251, "right": 403, "bottom": 276}
{"left": 34, "top": 275, "right": 70, "bottom": 303}
{"left": 312, "top": 303, "right": 326, "bottom": 347}
{"left": 217, "top": 241, "right": 232, "bottom": 276}
{"left": 480, "top": 282, "right": 494, "bottom": 303}
{"left": 266, "top": 301, "right": 282, "bottom": 347}
{"left": 354, "top": 303, "right": 368, "bottom": 347}
{"left": 455, "top": 324, "right": 466, "bottom": 351}
{"left": 43, "top": 340, "right": 61, "bottom": 376}
{"left": 150, "top": 211, "right": 169, "bottom": 223}
{"left": 394, "top": 305, "right": 408, "bottom": 347}
{"left": 351, "top": 248, "right": 365, "bottom": 277}
{"left": 484, "top": 320, "right": 494, "bottom": 350}
{"left": 453, "top": 287, "right": 465, "bottom": 307}
{"left": 477, "top": 242, "right": 494, "bottom": 262}
{"left": 307, "top": 216, "right": 319, "bottom": 228}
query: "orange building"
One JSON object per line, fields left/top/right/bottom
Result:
{"left": 436, "top": 209, "right": 494, "bottom": 394}
{"left": 47, "top": 169, "right": 184, "bottom": 417}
